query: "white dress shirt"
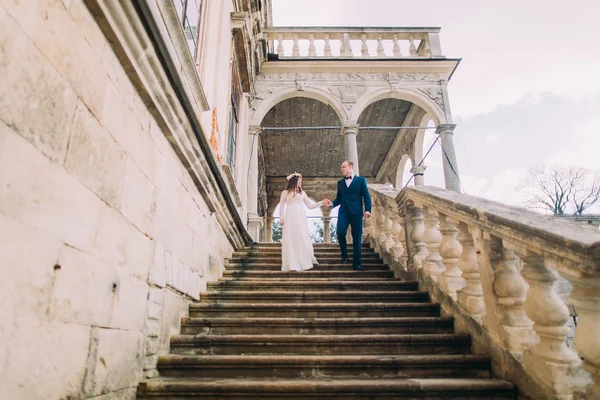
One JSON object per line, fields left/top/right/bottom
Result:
{"left": 345, "top": 172, "right": 355, "bottom": 187}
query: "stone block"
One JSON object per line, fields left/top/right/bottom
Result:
{"left": 92, "top": 203, "right": 153, "bottom": 279}
{"left": 143, "top": 354, "right": 159, "bottom": 371}
{"left": 68, "top": 0, "right": 107, "bottom": 57}
{"left": 148, "top": 286, "right": 165, "bottom": 306}
{"left": 0, "top": 320, "right": 90, "bottom": 400}
{"left": 149, "top": 242, "right": 167, "bottom": 287}
{"left": 65, "top": 102, "right": 127, "bottom": 209}
{"left": 102, "top": 44, "right": 135, "bottom": 108}
{"left": 145, "top": 336, "right": 160, "bottom": 356}
{"left": 132, "top": 91, "right": 153, "bottom": 132}
{"left": 121, "top": 157, "right": 156, "bottom": 236}
{"left": 109, "top": 271, "right": 149, "bottom": 332}
{"left": 49, "top": 244, "right": 119, "bottom": 327}
{"left": 102, "top": 82, "right": 159, "bottom": 186}
{"left": 3, "top": 0, "right": 109, "bottom": 118}
{"left": 0, "top": 123, "right": 102, "bottom": 252}
{"left": 153, "top": 204, "right": 194, "bottom": 269}
{"left": 159, "top": 290, "right": 190, "bottom": 354}
{"left": 146, "top": 297, "right": 164, "bottom": 322}
{"left": 0, "top": 9, "right": 77, "bottom": 163}
{"left": 83, "top": 327, "right": 144, "bottom": 397}
{"left": 88, "top": 388, "right": 137, "bottom": 400}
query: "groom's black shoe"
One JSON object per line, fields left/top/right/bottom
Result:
{"left": 341, "top": 257, "right": 349, "bottom": 264}
{"left": 353, "top": 264, "right": 364, "bottom": 271}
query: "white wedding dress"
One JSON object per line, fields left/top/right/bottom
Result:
{"left": 279, "top": 190, "right": 323, "bottom": 272}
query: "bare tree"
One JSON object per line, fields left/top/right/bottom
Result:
{"left": 518, "top": 165, "right": 600, "bottom": 215}
{"left": 572, "top": 172, "right": 600, "bottom": 215}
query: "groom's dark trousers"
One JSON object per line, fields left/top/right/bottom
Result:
{"left": 337, "top": 211, "right": 364, "bottom": 266}
{"left": 332, "top": 175, "right": 372, "bottom": 267}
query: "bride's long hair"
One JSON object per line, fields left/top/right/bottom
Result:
{"left": 285, "top": 174, "right": 303, "bottom": 196}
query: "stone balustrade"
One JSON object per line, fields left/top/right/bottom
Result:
{"left": 366, "top": 184, "right": 600, "bottom": 400}
{"left": 263, "top": 27, "right": 443, "bottom": 58}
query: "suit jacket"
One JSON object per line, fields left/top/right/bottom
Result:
{"left": 332, "top": 175, "right": 372, "bottom": 215}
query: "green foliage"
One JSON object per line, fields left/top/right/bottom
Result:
{"left": 271, "top": 219, "right": 282, "bottom": 242}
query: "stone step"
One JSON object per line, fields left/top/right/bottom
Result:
{"left": 228, "top": 257, "right": 384, "bottom": 264}
{"left": 229, "top": 258, "right": 383, "bottom": 265}
{"left": 180, "top": 317, "right": 454, "bottom": 335}
{"left": 222, "top": 270, "right": 394, "bottom": 279}
{"left": 189, "top": 302, "right": 441, "bottom": 318}
{"left": 232, "top": 251, "right": 380, "bottom": 257}
{"left": 207, "top": 279, "right": 418, "bottom": 291}
{"left": 225, "top": 263, "right": 389, "bottom": 271}
{"left": 250, "top": 243, "right": 372, "bottom": 247}
{"left": 169, "top": 333, "right": 472, "bottom": 355}
{"left": 136, "top": 377, "right": 515, "bottom": 399}
{"left": 156, "top": 354, "right": 492, "bottom": 379}
{"left": 200, "top": 290, "right": 430, "bottom": 304}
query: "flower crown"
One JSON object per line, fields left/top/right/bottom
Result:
{"left": 286, "top": 172, "right": 301, "bottom": 181}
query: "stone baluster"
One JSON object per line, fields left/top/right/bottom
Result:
{"left": 408, "top": 35, "right": 417, "bottom": 56}
{"left": 383, "top": 212, "right": 396, "bottom": 252}
{"left": 422, "top": 209, "right": 444, "bottom": 281}
{"left": 376, "top": 35, "right": 385, "bottom": 57}
{"left": 322, "top": 207, "right": 331, "bottom": 243}
{"left": 456, "top": 223, "right": 485, "bottom": 320}
{"left": 407, "top": 204, "right": 428, "bottom": 269}
{"left": 308, "top": 34, "right": 316, "bottom": 56}
{"left": 390, "top": 215, "right": 404, "bottom": 260}
{"left": 292, "top": 34, "right": 300, "bottom": 57}
{"left": 488, "top": 237, "right": 534, "bottom": 352}
{"left": 361, "top": 34, "right": 369, "bottom": 57}
{"left": 438, "top": 216, "right": 465, "bottom": 300}
{"left": 515, "top": 252, "right": 584, "bottom": 397}
{"left": 563, "top": 274, "right": 600, "bottom": 398}
{"left": 324, "top": 34, "right": 332, "bottom": 57}
{"left": 341, "top": 33, "right": 353, "bottom": 57}
{"left": 376, "top": 210, "right": 388, "bottom": 252}
{"left": 392, "top": 34, "right": 402, "bottom": 57}
{"left": 276, "top": 34, "right": 285, "bottom": 57}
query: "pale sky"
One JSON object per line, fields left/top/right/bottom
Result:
{"left": 272, "top": 0, "right": 600, "bottom": 214}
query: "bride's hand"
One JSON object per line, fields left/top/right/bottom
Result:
{"left": 280, "top": 218, "right": 284, "bottom": 226}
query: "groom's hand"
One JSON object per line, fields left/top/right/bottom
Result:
{"left": 364, "top": 211, "right": 371, "bottom": 219}
{"left": 323, "top": 199, "right": 332, "bottom": 207}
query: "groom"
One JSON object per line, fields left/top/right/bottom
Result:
{"left": 324, "top": 160, "right": 371, "bottom": 270}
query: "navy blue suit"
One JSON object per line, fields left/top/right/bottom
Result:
{"left": 331, "top": 175, "right": 372, "bottom": 266}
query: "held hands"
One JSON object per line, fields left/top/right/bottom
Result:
{"left": 322, "top": 199, "right": 333, "bottom": 207}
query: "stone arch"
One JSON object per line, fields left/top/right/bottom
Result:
{"left": 395, "top": 154, "right": 413, "bottom": 189}
{"left": 250, "top": 86, "right": 347, "bottom": 126}
{"left": 349, "top": 88, "right": 445, "bottom": 126}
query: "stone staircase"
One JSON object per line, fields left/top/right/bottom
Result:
{"left": 137, "top": 243, "right": 515, "bottom": 399}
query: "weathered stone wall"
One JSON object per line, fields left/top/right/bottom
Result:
{"left": 0, "top": 1, "right": 234, "bottom": 399}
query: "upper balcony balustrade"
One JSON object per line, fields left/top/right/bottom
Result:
{"left": 263, "top": 26, "right": 443, "bottom": 59}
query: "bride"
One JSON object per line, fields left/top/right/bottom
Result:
{"left": 279, "top": 172, "right": 324, "bottom": 272}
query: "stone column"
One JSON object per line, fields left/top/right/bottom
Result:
{"left": 322, "top": 208, "right": 332, "bottom": 243}
{"left": 265, "top": 216, "right": 274, "bottom": 243}
{"left": 410, "top": 165, "right": 427, "bottom": 186}
{"left": 247, "top": 125, "right": 262, "bottom": 242}
{"left": 343, "top": 124, "right": 360, "bottom": 175}
{"left": 436, "top": 124, "right": 460, "bottom": 192}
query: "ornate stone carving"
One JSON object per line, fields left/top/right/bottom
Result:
{"left": 253, "top": 84, "right": 274, "bottom": 100}
{"left": 328, "top": 85, "right": 367, "bottom": 110}
{"left": 418, "top": 87, "right": 445, "bottom": 110}
{"left": 389, "top": 72, "right": 441, "bottom": 81}
{"left": 296, "top": 79, "right": 306, "bottom": 91}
